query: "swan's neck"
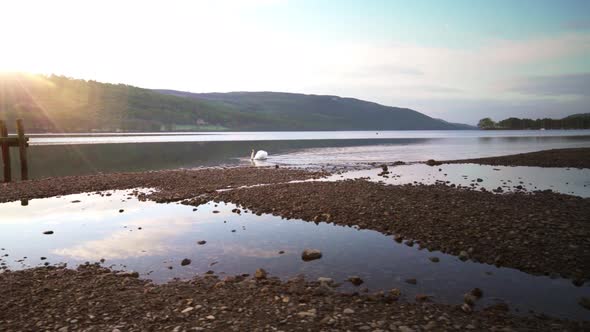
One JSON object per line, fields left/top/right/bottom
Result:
{"left": 250, "top": 151, "right": 254, "bottom": 160}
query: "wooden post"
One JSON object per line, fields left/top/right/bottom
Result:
{"left": 0, "top": 120, "right": 11, "bottom": 183}
{"left": 16, "top": 119, "right": 28, "bottom": 181}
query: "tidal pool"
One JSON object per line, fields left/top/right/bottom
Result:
{"left": 0, "top": 190, "right": 588, "bottom": 320}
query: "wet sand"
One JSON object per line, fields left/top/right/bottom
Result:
{"left": 443, "top": 148, "right": 590, "bottom": 168}
{"left": 1, "top": 264, "right": 587, "bottom": 332}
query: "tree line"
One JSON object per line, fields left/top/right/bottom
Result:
{"left": 477, "top": 115, "right": 590, "bottom": 130}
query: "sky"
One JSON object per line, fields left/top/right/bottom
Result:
{"left": 1, "top": 0, "right": 589, "bottom": 124}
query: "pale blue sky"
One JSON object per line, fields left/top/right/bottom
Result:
{"left": 1, "top": 0, "right": 589, "bottom": 124}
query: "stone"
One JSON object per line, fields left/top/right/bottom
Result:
{"left": 461, "top": 303, "right": 472, "bottom": 313}
{"left": 389, "top": 288, "right": 401, "bottom": 300}
{"left": 197, "top": 240, "right": 207, "bottom": 245}
{"left": 399, "top": 326, "right": 415, "bottom": 332}
{"left": 470, "top": 287, "right": 483, "bottom": 298}
{"left": 343, "top": 308, "right": 355, "bottom": 314}
{"left": 206, "top": 315, "right": 215, "bottom": 320}
{"left": 348, "top": 276, "right": 363, "bottom": 286}
{"left": 255, "top": 268, "right": 267, "bottom": 279}
{"left": 405, "top": 278, "right": 417, "bottom": 285}
{"left": 180, "top": 258, "right": 191, "bottom": 266}
{"left": 181, "top": 307, "right": 194, "bottom": 314}
{"left": 43, "top": 231, "right": 54, "bottom": 235}
{"left": 301, "top": 249, "right": 322, "bottom": 261}
{"left": 415, "top": 294, "right": 431, "bottom": 302}
{"left": 317, "top": 277, "right": 333, "bottom": 285}
{"left": 579, "top": 297, "right": 590, "bottom": 310}
{"left": 429, "top": 257, "right": 440, "bottom": 263}
{"left": 459, "top": 251, "right": 469, "bottom": 261}
{"left": 463, "top": 293, "right": 477, "bottom": 305}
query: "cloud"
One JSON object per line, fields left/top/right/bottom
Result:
{"left": 504, "top": 73, "right": 590, "bottom": 96}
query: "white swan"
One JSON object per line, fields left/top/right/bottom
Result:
{"left": 251, "top": 149, "right": 268, "bottom": 160}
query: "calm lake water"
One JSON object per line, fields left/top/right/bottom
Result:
{"left": 1, "top": 190, "right": 588, "bottom": 320}
{"left": 6, "top": 129, "right": 590, "bottom": 179}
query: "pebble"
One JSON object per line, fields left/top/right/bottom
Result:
{"left": 181, "top": 307, "right": 194, "bottom": 314}
{"left": 405, "top": 278, "right": 417, "bottom": 285}
{"left": 197, "top": 240, "right": 206, "bottom": 245}
{"left": 429, "top": 257, "right": 440, "bottom": 263}
{"left": 180, "top": 258, "right": 191, "bottom": 266}
{"left": 301, "top": 249, "right": 322, "bottom": 261}
{"left": 255, "top": 268, "right": 267, "bottom": 279}
{"left": 459, "top": 251, "right": 469, "bottom": 261}
{"left": 343, "top": 308, "right": 355, "bottom": 314}
{"left": 348, "top": 276, "right": 364, "bottom": 286}
{"left": 43, "top": 231, "right": 54, "bottom": 235}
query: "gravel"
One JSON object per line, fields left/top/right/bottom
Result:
{"left": 442, "top": 148, "right": 590, "bottom": 168}
{"left": 0, "top": 264, "right": 587, "bottom": 331}
{"left": 210, "top": 180, "right": 590, "bottom": 280}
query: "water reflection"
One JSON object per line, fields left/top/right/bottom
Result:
{"left": 4, "top": 131, "right": 589, "bottom": 179}
{"left": 0, "top": 190, "right": 588, "bottom": 320}
{"left": 328, "top": 164, "right": 590, "bottom": 197}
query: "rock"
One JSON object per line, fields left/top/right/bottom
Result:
{"left": 461, "top": 303, "right": 472, "bottom": 313}
{"left": 301, "top": 249, "right": 322, "bottom": 261}
{"left": 317, "top": 277, "right": 333, "bottom": 285}
{"left": 476, "top": 178, "right": 483, "bottom": 182}
{"left": 405, "top": 278, "right": 417, "bottom": 285}
{"left": 348, "top": 276, "right": 363, "bottom": 286}
{"left": 579, "top": 297, "right": 590, "bottom": 310}
{"left": 415, "top": 294, "right": 432, "bottom": 302}
{"left": 255, "top": 268, "right": 267, "bottom": 279}
{"left": 429, "top": 257, "right": 440, "bottom": 263}
{"left": 470, "top": 287, "right": 483, "bottom": 298}
{"left": 206, "top": 315, "right": 215, "bottom": 320}
{"left": 463, "top": 293, "right": 477, "bottom": 305}
{"left": 399, "top": 326, "right": 415, "bottom": 332}
{"left": 119, "top": 209, "right": 124, "bottom": 213}
{"left": 459, "top": 251, "right": 469, "bottom": 261}
{"left": 278, "top": 250, "right": 285, "bottom": 254}
{"left": 180, "top": 258, "right": 191, "bottom": 266}
{"left": 389, "top": 288, "right": 401, "bottom": 300}
{"left": 343, "top": 308, "right": 355, "bottom": 314}
{"left": 181, "top": 307, "right": 194, "bottom": 314}
{"left": 43, "top": 231, "right": 54, "bottom": 235}
{"left": 197, "top": 240, "right": 206, "bottom": 245}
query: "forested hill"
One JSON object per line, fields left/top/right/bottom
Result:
{"left": 156, "top": 90, "right": 473, "bottom": 130}
{"left": 0, "top": 73, "right": 470, "bottom": 132}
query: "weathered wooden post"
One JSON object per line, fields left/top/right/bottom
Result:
{"left": 0, "top": 120, "right": 11, "bottom": 182}
{"left": 16, "top": 119, "right": 28, "bottom": 181}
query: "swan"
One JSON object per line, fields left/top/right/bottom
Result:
{"left": 251, "top": 149, "right": 268, "bottom": 160}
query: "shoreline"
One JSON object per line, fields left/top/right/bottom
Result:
{"left": 1, "top": 265, "right": 588, "bottom": 331}
{"left": 442, "top": 148, "right": 590, "bottom": 168}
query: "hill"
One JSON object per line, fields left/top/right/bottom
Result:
{"left": 156, "top": 90, "right": 472, "bottom": 130}
{"left": 0, "top": 73, "right": 469, "bottom": 132}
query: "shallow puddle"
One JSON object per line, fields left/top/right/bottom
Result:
{"left": 0, "top": 190, "right": 589, "bottom": 320}
{"left": 327, "top": 164, "right": 590, "bottom": 197}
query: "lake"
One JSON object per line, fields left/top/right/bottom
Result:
{"left": 10, "top": 129, "right": 590, "bottom": 179}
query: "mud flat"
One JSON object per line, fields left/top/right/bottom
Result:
{"left": 0, "top": 265, "right": 587, "bottom": 332}
{"left": 208, "top": 180, "right": 590, "bottom": 281}
{"left": 442, "top": 148, "right": 590, "bottom": 168}
{"left": 0, "top": 167, "right": 326, "bottom": 203}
